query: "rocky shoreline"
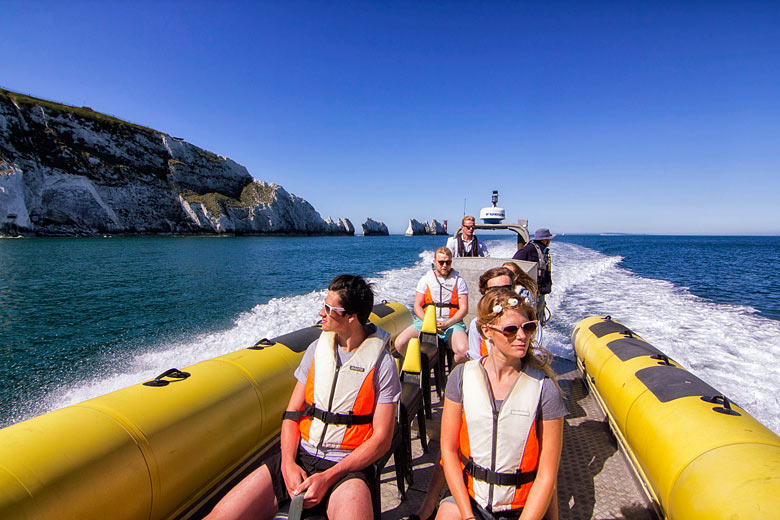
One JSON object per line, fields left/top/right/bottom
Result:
{"left": 1, "top": 89, "right": 449, "bottom": 239}
{"left": 0, "top": 89, "right": 356, "bottom": 237}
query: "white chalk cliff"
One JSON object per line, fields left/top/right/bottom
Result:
{"left": 361, "top": 218, "right": 388, "bottom": 236}
{"left": 0, "top": 89, "right": 353, "bottom": 236}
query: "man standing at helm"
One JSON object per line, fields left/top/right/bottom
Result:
{"left": 394, "top": 246, "right": 470, "bottom": 363}
{"left": 446, "top": 216, "right": 489, "bottom": 257}
{"left": 206, "top": 275, "right": 400, "bottom": 520}
{"left": 514, "top": 228, "right": 555, "bottom": 325}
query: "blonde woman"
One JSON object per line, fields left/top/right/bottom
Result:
{"left": 436, "top": 288, "right": 565, "bottom": 520}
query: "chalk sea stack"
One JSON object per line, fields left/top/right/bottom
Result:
{"left": 362, "top": 218, "right": 389, "bottom": 236}
{"left": 404, "top": 218, "right": 447, "bottom": 236}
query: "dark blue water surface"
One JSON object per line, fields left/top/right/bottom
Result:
{"left": 556, "top": 235, "right": 780, "bottom": 321}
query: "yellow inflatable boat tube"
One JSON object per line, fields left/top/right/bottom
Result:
{"left": 0, "top": 301, "right": 411, "bottom": 520}
{"left": 572, "top": 316, "right": 780, "bottom": 520}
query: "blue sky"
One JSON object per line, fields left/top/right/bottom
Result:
{"left": 3, "top": 1, "right": 778, "bottom": 234}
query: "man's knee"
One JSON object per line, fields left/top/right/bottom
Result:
{"left": 206, "top": 464, "right": 278, "bottom": 519}
{"left": 327, "top": 477, "right": 372, "bottom": 518}
{"left": 434, "top": 500, "right": 460, "bottom": 519}
{"left": 394, "top": 325, "right": 419, "bottom": 355}
{"left": 450, "top": 331, "right": 468, "bottom": 354}
{"left": 449, "top": 332, "right": 469, "bottom": 363}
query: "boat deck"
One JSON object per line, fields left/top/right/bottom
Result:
{"left": 379, "top": 359, "right": 658, "bottom": 520}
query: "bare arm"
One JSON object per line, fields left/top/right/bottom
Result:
{"left": 296, "top": 401, "right": 397, "bottom": 507}
{"left": 280, "top": 382, "right": 308, "bottom": 495}
{"left": 519, "top": 417, "right": 564, "bottom": 520}
{"left": 440, "top": 397, "right": 476, "bottom": 519}
{"left": 413, "top": 291, "right": 426, "bottom": 321}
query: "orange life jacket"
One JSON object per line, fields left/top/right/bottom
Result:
{"left": 459, "top": 359, "right": 544, "bottom": 512}
{"left": 421, "top": 269, "right": 461, "bottom": 319}
{"left": 480, "top": 337, "right": 489, "bottom": 357}
{"left": 298, "top": 331, "right": 384, "bottom": 450}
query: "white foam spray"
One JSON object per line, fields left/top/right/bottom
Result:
{"left": 43, "top": 250, "right": 435, "bottom": 415}
{"left": 45, "top": 238, "right": 780, "bottom": 435}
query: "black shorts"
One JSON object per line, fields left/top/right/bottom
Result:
{"left": 266, "top": 447, "right": 376, "bottom": 514}
{"left": 441, "top": 496, "right": 523, "bottom": 520}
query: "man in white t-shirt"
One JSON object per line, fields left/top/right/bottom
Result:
{"left": 207, "top": 275, "right": 400, "bottom": 520}
{"left": 446, "top": 216, "right": 489, "bottom": 257}
{"left": 394, "top": 246, "right": 469, "bottom": 363}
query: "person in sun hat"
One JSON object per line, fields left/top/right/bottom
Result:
{"left": 513, "top": 228, "right": 556, "bottom": 325}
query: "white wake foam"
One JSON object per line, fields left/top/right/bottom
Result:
{"left": 44, "top": 237, "right": 780, "bottom": 435}
{"left": 44, "top": 250, "right": 436, "bottom": 414}
{"left": 545, "top": 240, "right": 780, "bottom": 435}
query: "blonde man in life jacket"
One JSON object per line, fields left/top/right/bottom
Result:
{"left": 437, "top": 288, "right": 565, "bottom": 520}
{"left": 394, "top": 246, "right": 469, "bottom": 363}
{"left": 206, "top": 275, "right": 400, "bottom": 520}
{"left": 446, "top": 216, "right": 489, "bottom": 257}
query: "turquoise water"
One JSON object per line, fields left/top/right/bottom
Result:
{"left": 0, "top": 235, "right": 444, "bottom": 426}
{"left": 1, "top": 234, "right": 779, "bottom": 434}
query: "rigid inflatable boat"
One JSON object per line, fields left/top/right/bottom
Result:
{"left": 0, "top": 302, "right": 412, "bottom": 520}
{"left": 572, "top": 316, "right": 780, "bottom": 520}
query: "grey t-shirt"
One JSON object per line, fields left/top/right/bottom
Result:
{"left": 294, "top": 325, "right": 402, "bottom": 461}
{"left": 445, "top": 360, "right": 567, "bottom": 421}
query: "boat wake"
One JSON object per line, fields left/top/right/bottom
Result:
{"left": 37, "top": 238, "right": 780, "bottom": 435}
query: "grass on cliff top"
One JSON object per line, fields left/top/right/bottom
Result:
{"left": 1, "top": 88, "right": 161, "bottom": 135}
{"left": 182, "top": 183, "right": 276, "bottom": 217}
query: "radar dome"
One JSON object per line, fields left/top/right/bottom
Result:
{"left": 480, "top": 190, "right": 505, "bottom": 224}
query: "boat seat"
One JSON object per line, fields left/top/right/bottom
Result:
{"left": 381, "top": 421, "right": 406, "bottom": 505}
{"left": 420, "top": 331, "right": 446, "bottom": 419}
{"left": 424, "top": 330, "right": 454, "bottom": 377}
{"left": 399, "top": 372, "right": 428, "bottom": 487}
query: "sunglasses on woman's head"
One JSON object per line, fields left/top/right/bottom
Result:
{"left": 486, "top": 320, "right": 539, "bottom": 338}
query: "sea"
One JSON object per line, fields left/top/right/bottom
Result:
{"left": 1, "top": 234, "right": 779, "bottom": 435}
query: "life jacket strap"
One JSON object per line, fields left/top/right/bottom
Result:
{"left": 461, "top": 454, "right": 537, "bottom": 486}
{"left": 422, "top": 302, "right": 459, "bottom": 309}
{"left": 284, "top": 404, "right": 373, "bottom": 426}
{"left": 457, "top": 235, "right": 480, "bottom": 257}
{"left": 283, "top": 410, "right": 306, "bottom": 421}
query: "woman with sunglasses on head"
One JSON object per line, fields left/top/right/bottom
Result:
{"left": 436, "top": 288, "right": 565, "bottom": 520}
{"left": 466, "top": 265, "right": 538, "bottom": 362}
